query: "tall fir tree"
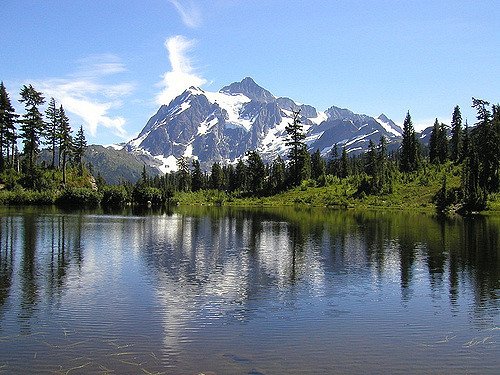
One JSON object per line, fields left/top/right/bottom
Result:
{"left": 377, "top": 136, "right": 391, "bottom": 193}
{"left": 437, "top": 122, "right": 448, "bottom": 163}
{"left": 462, "top": 120, "right": 470, "bottom": 160}
{"left": 340, "top": 146, "right": 349, "bottom": 178}
{"left": 450, "top": 105, "right": 462, "bottom": 162}
{"left": 246, "top": 150, "right": 266, "bottom": 195}
{"left": 191, "top": 159, "right": 204, "bottom": 191}
{"left": 471, "top": 98, "right": 499, "bottom": 193}
{"left": 19, "top": 84, "right": 45, "bottom": 171}
{"left": 310, "top": 149, "right": 326, "bottom": 181}
{"left": 285, "top": 109, "right": 306, "bottom": 186}
{"left": 299, "top": 148, "right": 311, "bottom": 182}
{"left": 72, "top": 125, "right": 87, "bottom": 175}
{"left": 58, "top": 105, "right": 72, "bottom": 185}
{"left": 399, "top": 111, "right": 420, "bottom": 172}
{"left": 429, "top": 118, "right": 440, "bottom": 164}
{"left": 209, "top": 162, "right": 224, "bottom": 190}
{"left": 270, "top": 155, "right": 286, "bottom": 193}
{"left": 45, "top": 97, "right": 59, "bottom": 168}
{"left": 461, "top": 146, "right": 486, "bottom": 212}
{"left": 234, "top": 159, "right": 247, "bottom": 192}
{"left": 365, "top": 139, "right": 377, "bottom": 177}
{"left": 0, "top": 82, "right": 18, "bottom": 172}
{"left": 176, "top": 156, "right": 191, "bottom": 192}
{"left": 327, "top": 143, "right": 339, "bottom": 176}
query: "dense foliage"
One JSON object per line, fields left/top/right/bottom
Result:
{"left": 1, "top": 82, "right": 499, "bottom": 213}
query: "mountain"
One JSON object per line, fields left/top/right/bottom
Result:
{"left": 123, "top": 77, "right": 403, "bottom": 172}
{"left": 84, "top": 145, "right": 161, "bottom": 184}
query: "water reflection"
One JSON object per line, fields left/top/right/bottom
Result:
{"left": 0, "top": 206, "right": 498, "bottom": 374}
{"left": 139, "top": 207, "right": 499, "bottom": 349}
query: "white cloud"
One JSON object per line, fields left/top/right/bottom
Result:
{"left": 168, "top": 0, "right": 201, "bottom": 28}
{"left": 34, "top": 54, "right": 134, "bottom": 139}
{"left": 156, "top": 35, "right": 207, "bottom": 106}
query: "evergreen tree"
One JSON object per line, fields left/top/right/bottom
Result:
{"left": 399, "top": 111, "right": 420, "bottom": 172}
{"left": 450, "top": 105, "right": 462, "bottom": 162}
{"left": 191, "top": 159, "right": 204, "bottom": 191}
{"left": 72, "top": 125, "right": 87, "bottom": 174}
{"left": 461, "top": 146, "right": 486, "bottom": 211}
{"left": 437, "top": 122, "right": 448, "bottom": 163}
{"left": 0, "top": 82, "right": 18, "bottom": 172}
{"left": 299, "top": 148, "right": 311, "bottom": 182}
{"left": 140, "top": 165, "right": 149, "bottom": 186}
{"left": 176, "top": 156, "right": 191, "bottom": 192}
{"left": 285, "top": 109, "right": 306, "bottom": 186}
{"left": 19, "top": 84, "right": 45, "bottom": 171}
{"left": 377, "top": 136, "right": 391, "bottom": 193}
{"left": 326, "top": 143, "right": 339, "bottom": 176}
{"left": 209, "top": 162, "right": 223, "bottom": 190}
{"left": 310, "top": 149, "right": 326, "bottom": 181}
{"left": 234, "top": 159, "right": 247, "bottom": 192}
{"left": 270, "top": 155, "right": 286, "bottom": 193}
{"left": 225, "top": 164, "right": 237, "bottom": 192}
{"left": 429, "top": 118, "right": 440, "bottom": 164}
{"left": 340, "top": 146, "right": 349, "bottom": 178}
{"left": 365, "top": 139, "right": 377, "bottom": 177}
{"left": 246, "top": 150, "right": 266, "bottom": 195}
{"left": 471, "top": 98, "right": 499, "bottom": 193}
{"left": 492, "top": 103, "right": 500, "bottom": 169}
{"left": 462, "top": 120, "right": 470, "bottom": 160}
{"left": 58, "top": 106, "right": 72, "bottom": 185}
{"left": 44, "top": 97, "right": 59, "bottom": 168}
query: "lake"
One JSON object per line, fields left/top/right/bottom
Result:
{"left": 0, "top": 206, "right": 498, "bottom": 374}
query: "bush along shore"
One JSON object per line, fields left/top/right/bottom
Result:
{"left": 1, "top": 161, "right": 500, "bottom": 215}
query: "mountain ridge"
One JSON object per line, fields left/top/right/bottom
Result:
{"left": 123, "top": 77, "right": 404, "bottom": 172}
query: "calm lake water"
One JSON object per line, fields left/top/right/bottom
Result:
{"left": 0, "top": 206, "right": 498, "bottom": 374}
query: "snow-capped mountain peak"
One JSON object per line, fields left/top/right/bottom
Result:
{"left": 376, "top": 114, "right": 402, "bottom": 136}
{"left": 125, "top": 77, "right": 402, "bottom": 172}
{"left": 220, "top": 76, "right": 275, "bottom": 103}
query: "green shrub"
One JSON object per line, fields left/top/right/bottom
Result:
{"left": 101, "top": 185, "right": 130, "bottom": 207}
{"left": 56, "top": 187, "right": 101, "bottom": 207}
{"left": 0, "top": 189, "right": 58, "bottom": 205}
{"left": 0, "top": 168, "right": 22, "bottom": 190}
{"left": 132, "top": 186, "right": 163, "bottom": 206}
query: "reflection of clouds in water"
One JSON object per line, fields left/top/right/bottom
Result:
{"left": 151, "top": 214, "right": 334, "bottom": 351}
{"left": 151, "top": 214, "right": 254, "bottom": 351}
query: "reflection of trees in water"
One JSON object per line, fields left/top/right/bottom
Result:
{"left": 133, "top": 206, "right": 500, "bottom": 322}
{"left": 0, "top": 216, "right": 16, "bottom": 319}
{"left": 1, "top": 210, "right": 85, "bottom": 332}
{"left": 19, "top": 213, "right": 39, "bottom": 331}
{"left": 463, "top": 217, "right": 499, "bottom": 319}
{"left": 46, "top": 215, "right": 84, "bottom": 300}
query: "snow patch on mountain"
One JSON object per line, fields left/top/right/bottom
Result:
{"left": 376, "top": 117, "right": 401, "bottom": 136}
{"left": 345, "top": 130, "right": 379, "bottom": 147}
{"left": 310, "top": 111, "right": 328, "bottom": 125}
{"left": 197, "top": 116, "right": 218, "bottom": 135}
{"left": 155, "top": 155, "right": 178, "bottom": 174}
{"left": 183, "top": 144, "right": 193, "bottom": 158}
{"left": 204, "top": 91, "right": 253, "bottom": 131}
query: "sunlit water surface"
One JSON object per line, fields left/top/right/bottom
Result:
{"left": 0, "top": 206, "right": 498, "bottom": 374}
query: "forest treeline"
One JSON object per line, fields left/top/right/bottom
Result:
{"left": 1, "top": 82, "right": 499, "bottom": 213}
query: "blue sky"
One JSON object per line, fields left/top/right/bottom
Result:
{"left": 1, "top": 0, "right": 498, "bottom": 145}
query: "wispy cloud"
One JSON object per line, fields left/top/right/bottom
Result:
{"left": 169, "top": 0, "right": 201, "bottom": 28}
{"left": 156, "top": 35, "right": 207, "bottom": 106}
{"left": 34, "top": 54, "right": 134, "bottom": 139}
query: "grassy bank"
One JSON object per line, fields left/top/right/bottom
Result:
{"left": 175, "top": 163, "right": 500, "bottom": 214}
